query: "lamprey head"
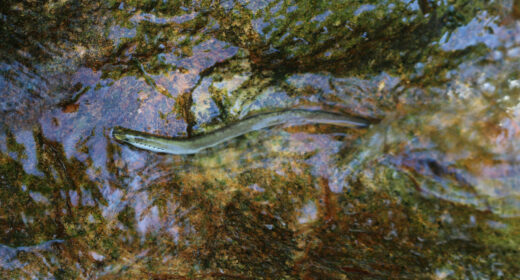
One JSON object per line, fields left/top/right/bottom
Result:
{"left": 111, "top": 126, "right": 155, "bottom": 148}
{"left": 112, "top": 126, "right": 134, "bottom": 143}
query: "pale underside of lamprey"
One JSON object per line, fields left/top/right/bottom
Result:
{"left": 112, "top": 109, "right": 371, "bottom": 155}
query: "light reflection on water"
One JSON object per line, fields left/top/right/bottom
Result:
{"left": 1, "top": 0, "right": 520, "bottom": 278}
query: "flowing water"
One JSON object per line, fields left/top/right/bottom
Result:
{"left": 1, "top": 0, "right": 520, "bottom": 279}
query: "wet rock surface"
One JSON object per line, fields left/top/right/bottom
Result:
{"left": 1, "top": 0, "right": 520, "bottom": 279}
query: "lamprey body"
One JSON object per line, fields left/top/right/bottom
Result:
{"left": 112, "top": 109, "right": 370, "bottom": 155}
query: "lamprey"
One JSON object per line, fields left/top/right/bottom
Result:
{"left": 112, "top": 109, "right": 370, "bottom": 154}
